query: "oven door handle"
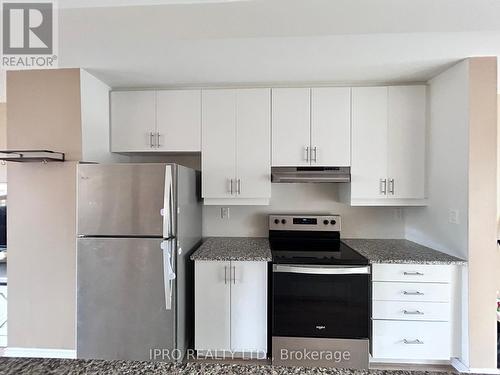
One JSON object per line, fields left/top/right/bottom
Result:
{"left": 273, "top": 264, "right": 371, "bottom": 275}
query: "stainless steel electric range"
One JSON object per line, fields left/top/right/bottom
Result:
{"left": 269, "top": 215, "right": 371, "bottom": 369}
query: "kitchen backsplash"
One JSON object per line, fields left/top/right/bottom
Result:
{"left": 202, "top": 183, "right": 405, "bottom": 238}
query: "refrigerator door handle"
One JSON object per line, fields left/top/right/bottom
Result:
{"left": 163, "top": 165, "right": 174, "bottom": 238}
{"left": 161, "top": 241, "right": 176, "bottom": 310}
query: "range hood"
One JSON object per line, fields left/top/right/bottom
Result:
{"left": 271, "top": 167, "right": 350, "bottom": 183}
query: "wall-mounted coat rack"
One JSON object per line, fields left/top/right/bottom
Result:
{"left": 0, "top": 150, "right": 65, "bottom": 163}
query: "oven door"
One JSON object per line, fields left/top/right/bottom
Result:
{"left": 272, "top": 264, "right": 370, "bottom": 339}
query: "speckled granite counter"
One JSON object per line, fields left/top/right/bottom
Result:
{"left": 0, "top": 358, "right": 458, "bottom": 375}
{"left": 190, "top": 237, "right": 272, "bottom": 261}
{"left": 342, "top": 239, "right": 466, "bottom": 265}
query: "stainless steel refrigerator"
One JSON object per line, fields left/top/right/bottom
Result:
{"left": 76, "top": 163, "right": 202, "bottom": 361}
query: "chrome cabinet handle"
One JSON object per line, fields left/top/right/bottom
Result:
{"left": 150, "top": 132, "right": 155, "bottom": 148}
{"left": 379, "top": 178, "right": 387, "bottom": 195}
{"left": 224, "top": 266, "right": 228, "bottom": 284}
{"left": 403, "top": 310, "right": 424, "bottom": 315}
{"left": 403, "top": 291, "right": 424, "bottom": 296}
{"left": 273, "top": 264, "right": 371, "bottom": 275}
{"left": 229, "top": 179, "right": 234, "bottom": 195}
{"left": 237, "top": 179, "right": 241, "bottom": 195}
{"left": 403, "top": 339, "right": 424, "bottom": 345}
{"left": 404, "top": 271, "right": 424, "bottom": 276}
{"left": 388, "top": 178, "right": 395, "bottom": 195}
{"left": 304, "top": 146, "right": 310, "bottom": 162}
{"left": 312, "top": 146, "right": 317, "bottom": 162}
{"left": 156, "top": 133, "right": 161, "bottom": 148}
{"left": 232, "top": 266, "right": 236, "bottom": 284}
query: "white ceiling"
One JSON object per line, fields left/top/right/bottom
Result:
{"left": 35, "top": 0, "right": 500, "bottom": 89}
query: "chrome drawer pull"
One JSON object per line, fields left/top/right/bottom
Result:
{"left": 403, "top": 339, "right": 424, "bottom": 345}
{"left": 403, "top": 291, "right": 424, "bottom": 296}
{"left": 403, "top": 310, "right": 424, "bottom": 315}
{"left": 403, "top": 271, "right": 424, "bottom": 276}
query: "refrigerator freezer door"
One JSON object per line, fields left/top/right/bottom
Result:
{"left": 78, "top": 164, "right": 173, "bottom": 237}
{"left": 77, "top": 238, "right": 176, "bottom": 361}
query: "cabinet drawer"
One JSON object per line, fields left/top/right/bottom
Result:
{"left": 373, "top": 282, "right": 450, "bottom": 302}
{"left": 372, "top": 264, "right": 451, "bottom": 283}
{"left": 373, "top": 301, "right": 449, "bottom": 321}
{"left": 372, "top": 320, "right": 451, "bottom": 360}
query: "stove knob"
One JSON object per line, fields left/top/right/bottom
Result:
{"left": 330, "top": 220, "right": 337, "bottom": 225}
{"left": 323, "top": 220, "right": 329, "bottom": 225}
{"left": 281, "top": 219, "right": 287, "bottom": 224}
{"left": 274, "top": 219, "right": 280, "bottom": 224}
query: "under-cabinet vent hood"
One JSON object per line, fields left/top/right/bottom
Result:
{"left": 271, "top": 167, "right": 350, "bottom": 183}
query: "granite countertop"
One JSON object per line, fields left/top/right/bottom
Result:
{"left": 0, "top": 358, "right": 459, "bottom": 375}
{"left": 342, "top": 239, "right": 467, "bottom": 265}
{"left": 190, "top": 237, "right": 272, "bottom": 261}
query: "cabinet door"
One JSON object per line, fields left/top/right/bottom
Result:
{"left": 351, "top": 87, "right": 388, "bottom": 201}
{"left": 387, "top": 86, "right": 426, "bottom": 200}
{"left": 311, "top": 87, "right": 351, "bottom": 166}
{"left": 194, "top": 261, "right": 231, "bottom": 351}
{"left": 156, "top": 90, "right": 201, "bottom": 152}
{"left": 236, "top": 89, "right": 271, "bottom": 199}
{"left": 230, "top": 261, "right": 268, "bottom": 353}
{"left": 272, "top": 88, "right": 311, "bottom": 166}
{"left": 111, "top": 91, "right": 156, "bottom": 152}
{"left": 201, "top": 90, "right": 237, "bottom": 199}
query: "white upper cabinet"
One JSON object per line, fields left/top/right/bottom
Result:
{"left": 387, "top": 86, "right": 426, "bottom": 200}
{"left": 235, "top": 89, "right": 271, "bottom": 200}
{"left": 311, "top": 87, "right": 351, "bottom": 166}
{"left": 156, "top": 90, "right": 201, "bottom": 152}
{"left": 111, "top": 91, "right": 156, "bottom": 152}
{"left": 272, "top": 87, "right": 351, "bottom": 166}
{"left": 272, "top": 88, "right": 311, "bottom": 166}
{"left": 111, "top": 90, "right": 201, "bottom": 152}
{"left": 201, "top": 89, "right": 237, "bottom": 200}
{"left": 202, "top": 89, "right": 271, "bottom": 205}
{"left": 349, "top": 85, "right": 427, "bottom": 206}
{"left": 351, "top": 87, "right": 388, "bottom": 202}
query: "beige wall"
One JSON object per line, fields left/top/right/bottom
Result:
{"left": 7, "top": 69, "right": 82, "bottom": 161}
{"left": 8, "top": 162, "right": 77, "bottom": 349}
{"left": 7, "top": 69, "right": 82, "bottom": 349}
{"left": 467, "top": 57, "right": 499, "bottom": 369}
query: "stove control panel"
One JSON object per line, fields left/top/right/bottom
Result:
{"left": 269, "top": 215, "right": 341, "bottom": 231}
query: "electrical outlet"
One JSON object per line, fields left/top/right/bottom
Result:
{"left": 220, "top": 207, "right": 230, "bottom": 219}
{"left": 394, "top": 208, "right": 403, "bottom": 221}
{"left": 448, "top": 209, "right": 459, "bottom": 224}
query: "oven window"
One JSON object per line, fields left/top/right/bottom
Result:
{"left": 273, "top": 272, "right": 370, "bottom": 339}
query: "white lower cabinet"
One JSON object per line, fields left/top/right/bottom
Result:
{"left": 372, "top": 320, "right": 451, "bottom": 360}
{"left": 371, "top": 263, "right": 453, "bottom": 362}
{"left": 194, "top": 260, "right": 267, "bottom": 355}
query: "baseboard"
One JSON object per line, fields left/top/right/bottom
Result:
{"left": 3, "top": 347, "right": 76, "bottom": 359}
{"left": 370, "top": 357, "right": 450, "bottom": 365}
{"left": 451, "top": 357, "right": 500, "bottom": 374}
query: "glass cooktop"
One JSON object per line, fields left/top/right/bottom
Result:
{"left": 270, "top": 232, "right": 369, "bottom": 265}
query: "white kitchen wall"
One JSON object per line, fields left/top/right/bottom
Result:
{"left": 404, "top": 60, "right": 469, "bottom": 259}
{"left": 203, "top": 183, "right": 405, "bottom": 237}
